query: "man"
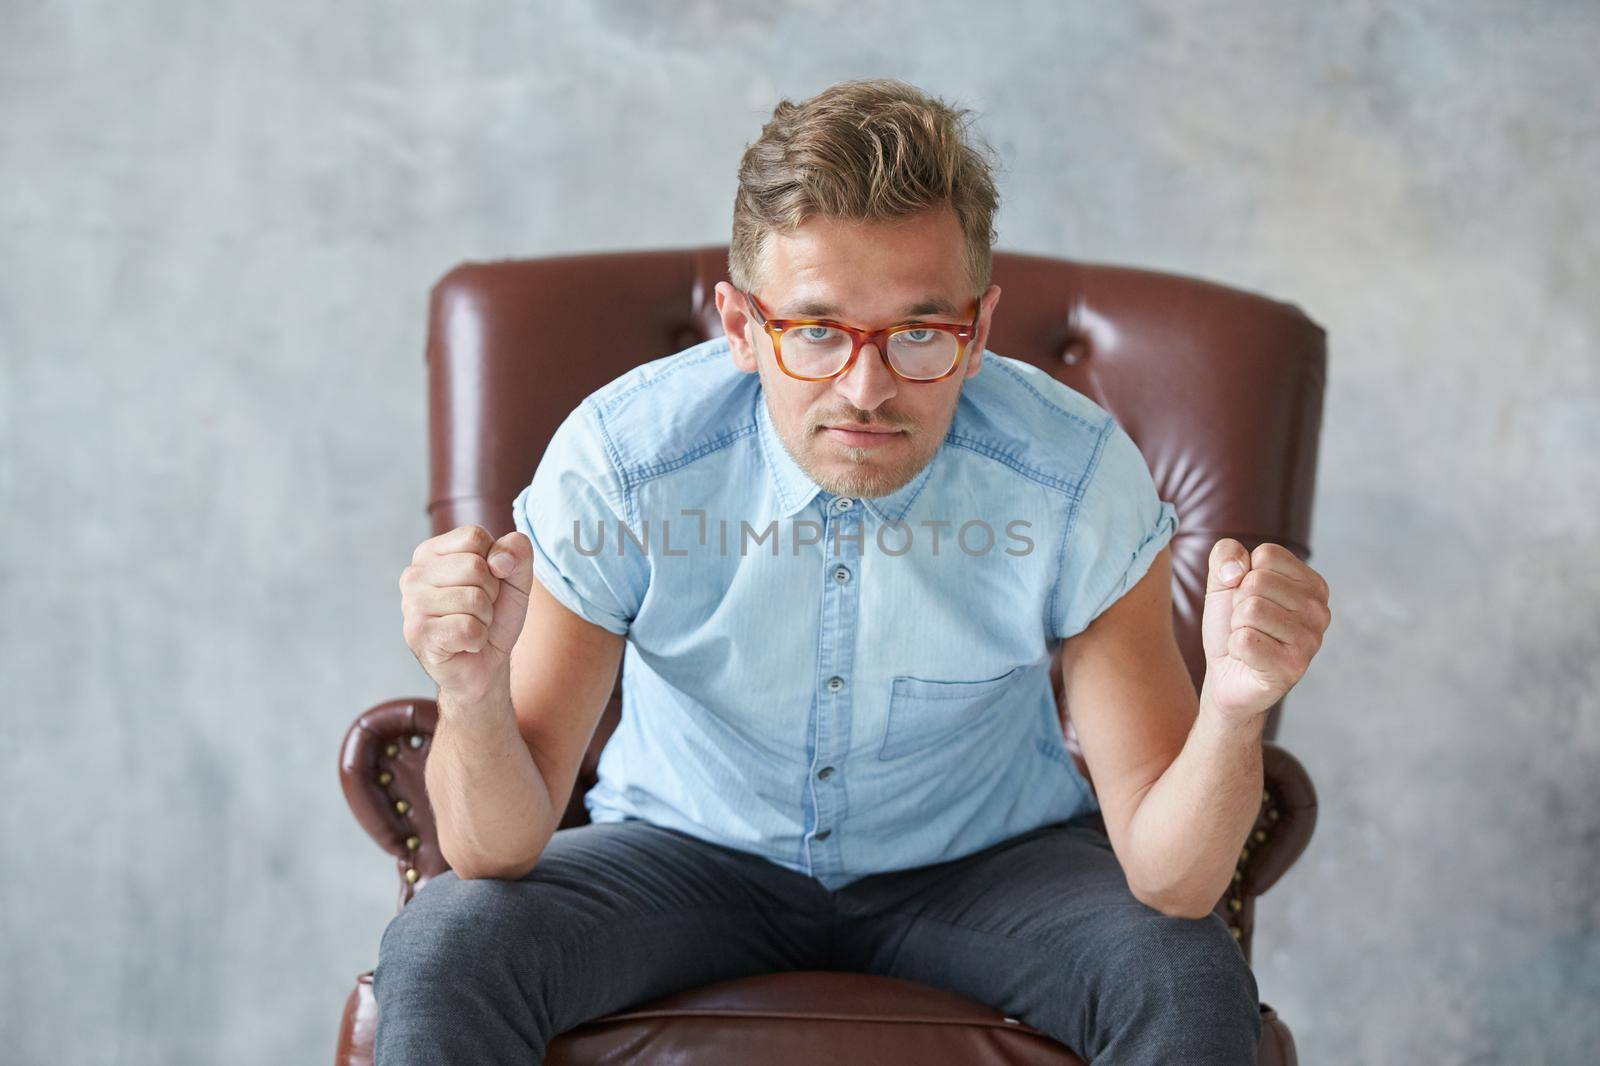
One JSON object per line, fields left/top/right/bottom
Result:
{"left": 379, "top": 78, "right": 1331, "bottom": 1064}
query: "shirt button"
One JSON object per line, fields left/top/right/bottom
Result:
{"left": 826, "top": 676, "right": 844, "bottom": 693}
{"left": 817, "top": 766, "right": 835, "bottom": 780}
{"left": 831, "top": 496, "right": 854, "bottom": 514}
{"left": 814, "top": 829, "right": 832, "bottom": 841}
{"left": 832, "top": 565, "right": 851, "bottom": 583}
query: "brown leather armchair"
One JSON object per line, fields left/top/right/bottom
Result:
{"left": 335, "top": 247, "right": 1324, "bottom": 1065}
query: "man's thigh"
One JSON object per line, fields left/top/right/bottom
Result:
{"left": 373, "top": 818, "right": 832, "bottom": 1061}
{"left": 829, "top": 816, "right": 1260, "bottom": 1064}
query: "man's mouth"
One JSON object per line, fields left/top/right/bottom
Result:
{"left": 821, "top": 423, "right": 905, "bottom": 448}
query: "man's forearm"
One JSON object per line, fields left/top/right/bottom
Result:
{"left": 1121, "top": 692, "right": 1266, "bottom": 918}
{"left": 426, "top": 684, "right": 559, "bottom": 880}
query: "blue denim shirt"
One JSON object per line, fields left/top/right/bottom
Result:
{"left": 512, "top": 336, "right": 1178, "bottom": 890}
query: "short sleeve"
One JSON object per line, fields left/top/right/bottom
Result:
{"left": 512, "top": 401, "right": 648, "bottom": 635}
{"left": 1051, "top": 416, "right": 1180, "bottom": 640}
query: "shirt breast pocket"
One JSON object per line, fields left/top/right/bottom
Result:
{"left": 877, "top": 665, "right": 1030, "bottom": 762}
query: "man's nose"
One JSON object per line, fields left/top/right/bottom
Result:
{"left": 832, "top": 342, "right": 898, "bottom": 412}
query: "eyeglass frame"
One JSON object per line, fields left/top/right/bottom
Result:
{"left": 740, "top": 289, "right": 981, "bottom": 383}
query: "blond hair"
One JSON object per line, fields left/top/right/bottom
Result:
{"left": 729, "top": 78, "right": 1001, "bottom": 298}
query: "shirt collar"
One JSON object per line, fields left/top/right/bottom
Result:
{"left": 859, "top": 449, "right": 938, "bottom": 525}
{"left": 755, "top": 387, "right": 941, "bottom": 525}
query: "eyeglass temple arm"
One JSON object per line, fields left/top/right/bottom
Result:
{"left": 743, "top": 290, "right": 768, "bottom": 329}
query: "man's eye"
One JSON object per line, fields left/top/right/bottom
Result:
{"left": 797, "top": 326, "right": 837, "bottom": 342}
{"left": 901, "top": 328, "right": 935, "bottom": 343}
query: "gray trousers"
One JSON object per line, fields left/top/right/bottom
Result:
{"left": 371, "top": 812, "right": 1260, "bottom": 1064}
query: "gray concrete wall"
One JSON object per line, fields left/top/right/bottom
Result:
{"left": 3, "top": 2, "right": 1595, "bottom": 1063}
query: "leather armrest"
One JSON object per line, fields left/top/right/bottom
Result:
{"left": 1241, "top": 740, "right": 1318, "bottom": 896}
{"left": 338, "top": 697, "right": 446, "bottom": 909}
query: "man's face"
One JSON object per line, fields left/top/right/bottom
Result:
{"left": 715, "top": 205, "right": 1002, "bottom": 499}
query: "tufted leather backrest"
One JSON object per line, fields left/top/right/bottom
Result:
{"left": 423, "top": 246, "right": 1325, "bottom": 818}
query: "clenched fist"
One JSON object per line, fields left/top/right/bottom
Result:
{"left": 1199, "top": 537, "right": 1332, "bottom": 727}
{"left": 399, "top": 524, "right": 533, "bottom": 705}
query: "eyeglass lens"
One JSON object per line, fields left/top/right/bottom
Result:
{"left": 780, "top": 324, "right": 958, "bottom": 379}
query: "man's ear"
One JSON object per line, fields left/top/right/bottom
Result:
{"left": 964, "top": 283, "right": 1002, "bottom": 378}
{"left": 714, "top": 282, "right": 759, "bottom": 373}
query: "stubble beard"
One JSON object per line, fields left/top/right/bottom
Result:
{"left": 806, "top": 435, "right": 924, "bottom": 498}
{"left": 757, "top": 361, "right": 950, "bottom": 500}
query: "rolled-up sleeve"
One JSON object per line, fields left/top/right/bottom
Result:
{"left": 512, "top": 401, "right": 648, "bottom": 635}
{"left": 1051, "top": 415, "right": 1180, "bottom": 640}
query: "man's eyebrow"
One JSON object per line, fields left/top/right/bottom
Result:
{"left": 780, "top": 296, "right": 962, "bottom": 319}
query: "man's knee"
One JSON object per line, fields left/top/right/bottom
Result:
{"left": 1076, "top": 909, "right": 1260, "bottom": 1060}
{"left": 1112, "top": 911, "right": 1256, "bottom": 997}
{"left": 371, "top": 869, "right": 583, "bottom": 1061}
{"left": 373, "top": 869, "right": 565, "bottom": 999}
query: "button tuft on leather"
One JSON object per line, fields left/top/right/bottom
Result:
{"left": 1060, "top": 338, "right": 1090, "bottom": 365}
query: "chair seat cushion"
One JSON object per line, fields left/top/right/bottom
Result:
{"left": 339, "top": 969, "right": 1295, "bottom": 1065}
{"left": 546, "top": 971, "right": 1084, "bottom": 1065}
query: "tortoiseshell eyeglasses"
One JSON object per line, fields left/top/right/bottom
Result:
{"left": 742, "top": 290, "right": 979, "bottom": 383}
